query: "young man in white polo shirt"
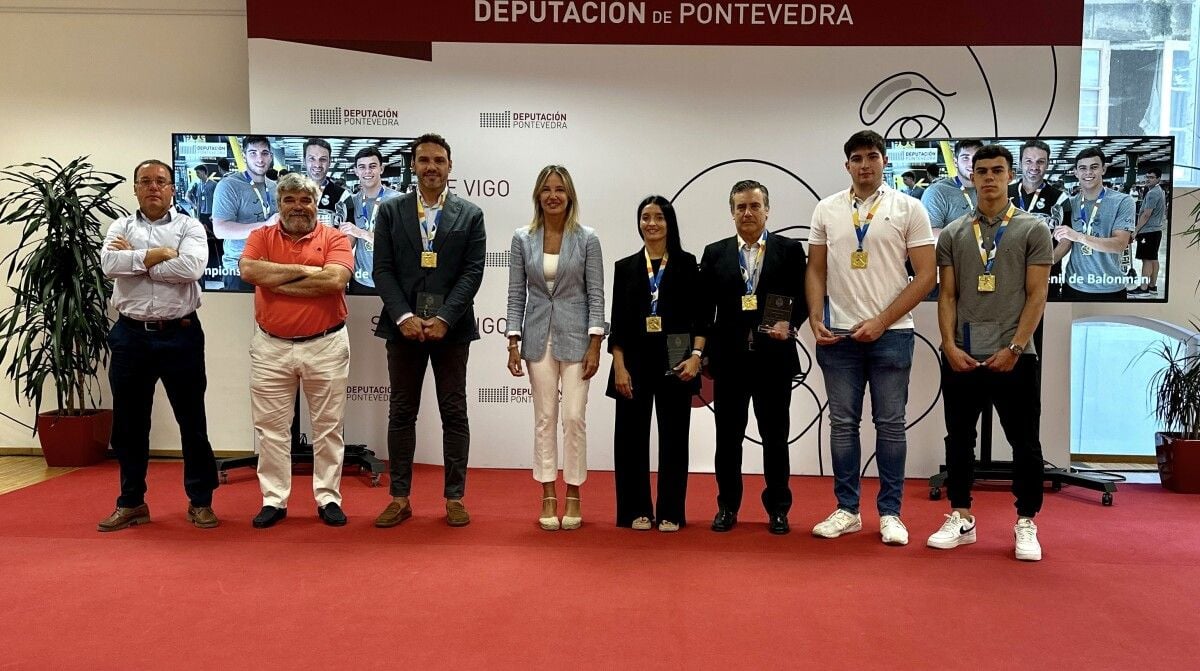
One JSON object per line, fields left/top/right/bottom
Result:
{"left": 806, "top": 130, "right": 937, "bottom": 545}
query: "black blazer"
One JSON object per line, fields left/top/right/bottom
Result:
{"left": 372, "top": 191, "right": 486, "bottom": 343}
{"left": 605, "top": 248, "right": 702, "bottom": 400}
{"left": 698, "top": 232, "right": 807, "bottom": 379}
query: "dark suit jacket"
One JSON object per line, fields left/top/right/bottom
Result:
{"left": 605, "top": 248, "right": 702, "bottom": 400}
{"left": 698, "top": 232, "right": 807, "bottom": 380}
{"left": 372, "top": 191, "right": 486, "bottom": 343}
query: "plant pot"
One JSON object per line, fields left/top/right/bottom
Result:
{"left": 1154, "top": 432, "right": 1200, "bottom": 494}
{"left": 36, "top": 409, "right": 113, "bottom": 467}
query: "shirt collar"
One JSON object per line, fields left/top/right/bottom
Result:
{"left": 851, "top": 184, "right": 889, "bottom": 206}
{"left": 972, "top": 207, "right": 1009, "bottom": 226}
{"left": 136, "top": 209, "right": 174, "bottom": 225}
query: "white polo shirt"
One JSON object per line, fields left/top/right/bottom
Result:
{"left": 808, "top": 185, "right": 935, "bottom": 331}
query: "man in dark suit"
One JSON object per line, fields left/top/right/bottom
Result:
{"left": 699, "top": 179, "right": 807, "bottom": 534}
{"left": 371, "top": 133, "right": 486, "bottom": 528}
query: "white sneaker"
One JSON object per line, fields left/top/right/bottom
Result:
{"left": 812, "top": 509, "right": 862, "bottom": 538}
{"left": 1014, "top": 518, "right": 1042, "bottom": 561}
{"left": 631, "top": 516, "right": 652, "bottom": 531}
{"left": 879, "top": 515, "right": 909, "bottom": 545}
{"left": 926, "top": 511, "right": 977, "bottom": 549}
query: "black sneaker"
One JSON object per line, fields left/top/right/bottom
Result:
{"left": 252, "top": 505, "right": 287, "bottom": 529}
{"left": 318, "top": 502, "right": 347, "bottom": 526}
{"left": 1147, "top": 286, "right": 1159, "bottom": 294}
{"left": 1128, "top": 286, "right": 1148, "bottom": 295}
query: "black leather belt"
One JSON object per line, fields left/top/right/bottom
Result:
{"left": 119, "top": 313, "right": 196, "bottom": 331}
{"left": 263, "top": 321, "right": 345, "bottom": 343}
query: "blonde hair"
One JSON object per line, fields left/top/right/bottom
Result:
{"left": 528, "top": 164, "right": 580, "bottom": 232}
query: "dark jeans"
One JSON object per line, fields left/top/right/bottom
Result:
{"left": 107, "top": 315, "right": 217, "bottom": 508}
{"left": 385, "top": 338, "right": 470, "bottom": 499}
{"left": 613, "top": 376, "right": 692, "bottom": 526}
{"left": 713, "top": 364, "right": 793, "bottom": 515}
{"left": 941, "top": 353, "right": 1044, "bottom": 518}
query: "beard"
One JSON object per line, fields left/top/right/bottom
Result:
{"left": 281, "top": 212, "right": 316, "bottom": 235}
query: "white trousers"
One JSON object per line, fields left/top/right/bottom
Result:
{"left": 527, "top": 337, "right": 590, "bottom": 486}
{"left": 249, "top": 327, "right": 350, "bottom": 507}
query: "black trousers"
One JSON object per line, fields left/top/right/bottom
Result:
{"left": 612, "top": 375, "right": 692, "bottom": 526}
{"left": 107, "top": 315, "right": 217, "bottom": 508}
{"left": 941, "top": 353, "right": 1044, "bottom": 518}
{"left": 712, "top": 365, "right": 793, "bottom": 515}
{"left": 385, "top": 338, "right": 470, "bottom": 499}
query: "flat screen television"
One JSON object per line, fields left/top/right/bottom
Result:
{"left": 885, "top": 135, "right": 1175, "bottom": 303}
{"left": 171, "top": 133, "right": 416, "bottom": 294}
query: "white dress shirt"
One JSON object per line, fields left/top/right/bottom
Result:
{"left": 101, "top": 209, "right": 207, "bottom": 320}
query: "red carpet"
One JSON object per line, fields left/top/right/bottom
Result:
{"left": 0, "top": 461, "right": 1197, "bottom": 670}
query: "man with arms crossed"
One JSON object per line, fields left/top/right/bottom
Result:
{"left": 239, "top": 173, "right": 354, "bottom": 528}
{"left": 303, "top": 138, "right": 351, "bottom": 229}
{"left": 1053, "top": 148, "right": 1135, "bottom": 301}
{"left": 1008, "top": 140, "right": 1071, "bottom": 299}
{"left": 806, "top": 130, "right": 936, "bottom": 545}
{"left": 342, "top": 147, "right": 402, "bottom": 294}
{"left": 922, "top": 139, "right": 983, "bottom": 236}
{"left": 1130, "top": 167, "right": 1166, "bottom": 296}
{"left": 372, "top": 133, "right": 486, "bottom": 528}
{"left": 699, "top": 180, "right": 807, "bottom": 535}
{"left": 928, "top": 144, "right": 1051, "bottom": 561}
{"left": 213, "top": 135, "right": 277, "bottom": 291}
{"left": 98, "top": 159, "right": 218, "bottom": 531}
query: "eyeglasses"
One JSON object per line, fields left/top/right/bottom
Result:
{"left": 135, "top": 178, "right": 172, "bottom": 189}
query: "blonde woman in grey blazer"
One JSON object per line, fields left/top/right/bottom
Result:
{"left": 506, "top": 165, "right": 606, "bottom": 531}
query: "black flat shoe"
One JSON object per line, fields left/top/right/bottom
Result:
{"left": 768, "top": 512, "right": 790, "bottom": 535}
{"left": 318, "top": 502, "right": 347, "bottom": 527}
{"left": 252, "top": 505, "right": 287, "bottom": 529}
{"left": 711, "top": 507, "right": 737, "bottom": 532}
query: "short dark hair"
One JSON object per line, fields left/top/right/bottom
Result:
{"left": 412, "top": 132, "right": 452, "bottom": 161}
{"left": 354, "top": 147, "right": 384, "bottom": 166}
{"left": 1147, "top": 166, "right": 1162, "bottom": 178}
{"left": 901, "top": 171, "right": 916, "bottom": 181}
{"left": 216, "top": 158, "right": 231, "bottom": 171}
{"left": 1019, "top": 139, "right": 1051, "bottom": 162}
{"left": 729, "top": 179, "right": 769, "bottom": 212}
{"left": 953, "top": 139, "right": 985, "bottom": 155}
{"left": 636, "top": 195, "right": 684, "bottom": 257}
{"left": 133, "top": 159, "right": 172, "bottom": 182}
{"left": 1074, "top": 147, "right": 1107, "bottom": 166}
{"left": 303, "top": 138, "right": 332, "bottom": 155}
{"left": 971, "top": 144, "right": 1013, "bottom": 170}
{"left": 843, "top": 130, "right": 886, "bottom": 159}
{"left": 194, "top": 164, "right": 209, "bottom": 176}
{"left": 243, "top": 135, "right": 271, "bottom": 151}
{"left": 926, "top": 162, "right": 941, "bottom": 178}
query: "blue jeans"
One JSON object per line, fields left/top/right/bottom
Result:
{"left": 815, "top": 329, "right": 914, "bottom": 517}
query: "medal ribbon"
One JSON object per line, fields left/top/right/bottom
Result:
{"left": 738, "top": 229, "right": 768, "bottom": 295}
{"left": 416, "top": 190, "right": 446, "bottom": 252}
{"left": 358, "top": 190, "right": 387, "bottom": 232}
{"left": 955, "top": 176, "right": 974, "bottom": 210}
{"left": 1016, "top": 182, "right": 1044, "bottom": 211}
{"left": 245, "top": 171, "right": 271, "bottom": 220}
{"left": 1077, "top": 187, "right": 1105, "bottom": 238}
{"left": 644, "top": 249, "right": 668, "bottom": 316}
{"left": 850, "top": 189, "right": 884, "bottom": 252}
{"left": 972, "top": 204, "right": 1016, "bottom": 275}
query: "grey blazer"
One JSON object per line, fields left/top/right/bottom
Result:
{"left": 507, "top": 224, "right": 606, "bottom": 362}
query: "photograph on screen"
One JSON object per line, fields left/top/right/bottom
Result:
{"left": 171, "top": 133, "right": 417, "bottom": 294}
{"left": 885, "top": 136, "right": 1175, "bottom": 303}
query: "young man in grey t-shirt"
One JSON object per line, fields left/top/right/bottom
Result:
{"left": 929, "top": 144, "right": 1052, "bottom": 562}
{"left": 1131, "top": 167, "right": 1167, "bottom": 296}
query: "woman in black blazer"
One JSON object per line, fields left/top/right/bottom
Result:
{"left": 606, "top": 196, "right": 705, "bottom": 531}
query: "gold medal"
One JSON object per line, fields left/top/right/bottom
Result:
{"left": 741, "top": 295, "right": 758, "bottom": 311}
{"left": 421, "top": 251, "right": 438, "bottom": 268}
{"left": 645, "top": 316, "right": 662, "bottom": 333}
{"left": 977, "top": 274, "right": 996, "bottom": 292}
{"left": 1081, "top": 245, "right": 1093, "bottom": 256}
{"left": 850, "top": 250, "right": 869, "bottom": 269}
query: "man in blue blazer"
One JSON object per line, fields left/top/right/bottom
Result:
{"left": 372, "top": 133, "right": 486, "bottom": 528}
{"left": 699, "top": 179, "right": 807, "bottom": 534}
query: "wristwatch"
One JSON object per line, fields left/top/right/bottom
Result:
{"left": 1007, "top": 342, "right": 1025, "bottom": 356}
{"left": 690, "top": 349, "right": 704, "bottom": 359}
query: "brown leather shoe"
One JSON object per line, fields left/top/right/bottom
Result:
{"left": 97, "top": 503, "right": 150, "bottom": 532}
{"left": 374, "top": 500, "right": 412, "bottom": 528}
{"left": 446, "top": 499, "right": 470, "bottom": 527}
{"left": 187, "top": 505, "right": 219, "bottom": 529}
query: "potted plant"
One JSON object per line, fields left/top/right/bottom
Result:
{"left": 0, "top": 157, "right": 128, "bottom": 466}
{"left": 1146, "top": 335, "right": 1200, "bottom": 493}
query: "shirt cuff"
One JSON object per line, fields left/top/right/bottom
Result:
{"left": 587, "top": 327, "right": 605, "bottom": 337}
{"left": 132, "top": 249, "right": 148, "bottom": 274}
{"left": 505, "top": 330, "right": 522, "bottom": 338}
{"left": 397, "top": 312, "right": 414, "bottom": 326}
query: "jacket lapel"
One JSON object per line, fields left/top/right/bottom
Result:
{"left": 552, "top": 227, "right": 580, "bottom": 297}
{"left": 434, "top": 194, "right": 462, "bottom": 251}
{"left": 403, "top": 193, "right": 422, "bottom": 255}
{"left": 530, "top": 227, "right": 548, "bottom": 294}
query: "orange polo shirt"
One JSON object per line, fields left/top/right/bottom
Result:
{"left": 243, "top": 221, "right": 353, "bottom": 338}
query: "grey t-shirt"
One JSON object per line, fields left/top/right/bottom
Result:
{"left": 922, "top": 176, "right": 977, "bottom": 230}
{"left": 937, "top": 208, "right": 1053, "bottom": 358}
{"left": 1141, "top": 185, "right": 1166, "bottom": 234}
{"left": 1064, "top": 189, "right": 1135, "bottom": 293}
{"left": 212, "top": 172, "right": 277, "bottom": 271}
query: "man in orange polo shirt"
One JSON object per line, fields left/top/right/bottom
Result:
{"left": 240, "top": 173, "right": 354, "bottom": 528}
